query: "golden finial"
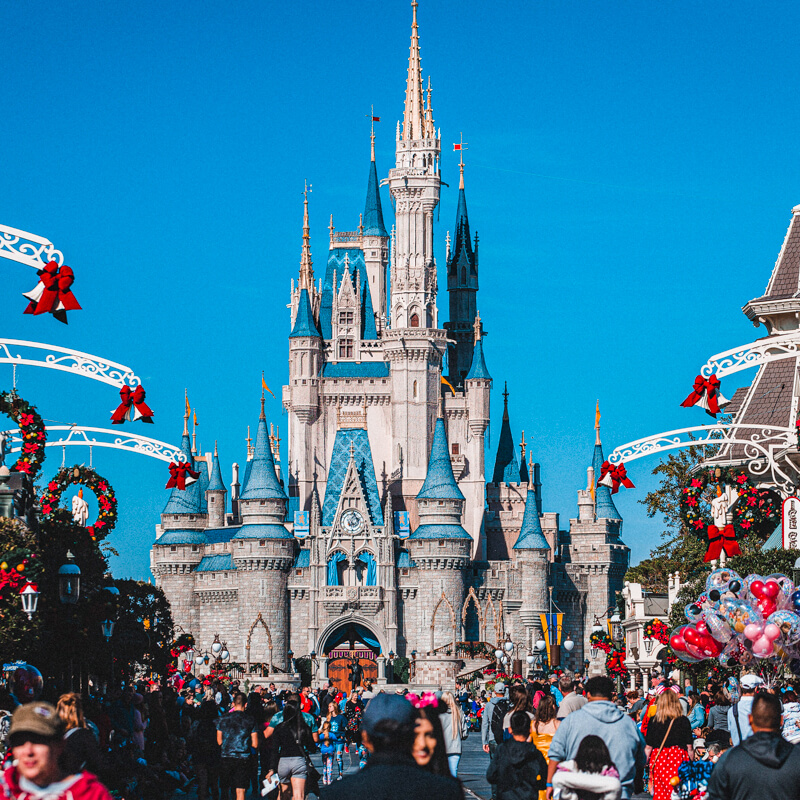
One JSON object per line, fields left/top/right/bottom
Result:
{"left": 299, "top": 181, "right": 313, "bottom": 291}
{"left": 594, "top": 400, "right": 601, "bottom": 446}
{"left": 329, "top": 213, "right": 334, "bottom": 246}
{"left": 214, "top": 440, "right": 218, "bottom": 457}
{"left": 246, "top": 425, "right": 253, "bottom": 459}
{"left": 183, "top": 389, "right": 190, "bottom": 437}
{"left": 358, "top": 213, "right": 364, "bottom": 236}
{"left": 520, "top": 431, "right": 527, "bottom": 464}
{"left": 473, "top": 311, "right": 483, "bottom": 345}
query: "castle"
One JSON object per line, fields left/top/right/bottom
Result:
{"left": 151, "top": 2, "right": 629, "bottom": 687}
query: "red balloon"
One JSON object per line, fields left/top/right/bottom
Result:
{"left": 750, "top": 580, "right": 766, "bottom": 597}
{"left": 696, "top": 620, "right": 710, "bottom": 637}
{"left": 670, "top": 631, "right": 688, "bottom": 652}
{"left": 764, "top": 581, "right": 781, "bottom": 599}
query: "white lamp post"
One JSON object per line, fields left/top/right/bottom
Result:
{"left": 19, "top": 582, "right": 39, "bottom": 620}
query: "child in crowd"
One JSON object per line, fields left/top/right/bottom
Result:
{"left": 551, "top": 734, "right": 622, "bottom": 800}
{"left": 486, "top": 711, "right": 548, "bottom": 800}
{"left": 319, "top": 722, "right": 336, "bottom": 785}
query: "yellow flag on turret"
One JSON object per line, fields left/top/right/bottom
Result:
{"left": 193, "top": 410, "right": 198, "bottom": 426}
{"left": 185, "top": 394, "right": 191, "bottom": 417}
{"left": 262, "top": 374, "right": 275, "bottom": 398}
{"left": 441, "top": 376, "right": 456, "bottom": 394}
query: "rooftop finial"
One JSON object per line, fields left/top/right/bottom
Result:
{"left": 503, "top": 382, "right": 509, "bottom": 407}
{"left": 214, "top": 439, "right": 218, "bottom": 457}
{"left": 358, "top": 213, "right": 364, "bottom": 235}
{"left": 403, "top": 0, "right": 425, "bottom": 140}
{"left": 191, "top": 405, "right": 197, "bottom": 454}
{"left": 473, "top": 311, "right": 483, "bottom": 344}
{"left": 528, "top": 452, "right": 535, "bottom": 490}
{"left": 349, "top": 440, "right": 355, "bottom": 460}
{"left": 454, "top": 132, "right": 468, "bottom": 189}
{"left": 520, "top": 430, "right": 527, "bottom": 464}
{"left": 367, "top": 105, "right": 379, "bottom": 161}
{"left": 329, "top": 214, "right": 334, "bottom": 246}
{"left": 299, "top": 181, "right": 313, "bottom": 292}
{"left": 595, "top": 400, "right": 601, "bottom": 445}
{"left": 246, "top": 425, "right": 253, "bottom": 459}
{"left": 183, "top": 389, "right": 190, "bottom": 437}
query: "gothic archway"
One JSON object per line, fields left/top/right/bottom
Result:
{"left": 245, "top": 613, "right": 274, "bottom": 673}
{"left": 317, "top": 615, "right": 385, "bottom": 691}
{"left": 430, "top": 592, "right": 457, "bottom": 654}
{"left": 461, "top": 587, "right": 483, "bottom": 641}
{"left": 484, "top": 595, "right": 501, "bottom": 644}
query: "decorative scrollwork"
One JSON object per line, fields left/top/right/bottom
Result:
{"left": 0, "top": 224, "right": 64, "bottom": 270}
{"left": 700, "top": 331, "right": 800, "bottom": 379}
{"left": 0, "top": 339, "right": 141, "bottom": 388}
{"left": 3, "top": 426, "right": 183, "bottom": 464}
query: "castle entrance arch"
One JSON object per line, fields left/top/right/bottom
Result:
{"left": 319, "top": 619, "right": 382, "bottom": 691}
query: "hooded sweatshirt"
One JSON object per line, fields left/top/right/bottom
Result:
{"left": 780, "top": 700, "right": 800, "bottom": 744}
{"left": 485, "top": 739, "right": 547, "bottom": 800}
{"left": 551, "top": 760, "right": 622, "bottom": 800}
{"left": 706, "top": 731, "right": 800, "bottom": 800}
{"left": 548, "top": 701, "right": 645, "bottom": 800}
{"left": 0, "top": 767, "right": 113, "bottom": 800}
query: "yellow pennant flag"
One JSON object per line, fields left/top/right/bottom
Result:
{"left": 441, "top": 376, "right": 456, "bottom": 394}
{"left": 193, "top": 410, "right": 198, "bottom": 426}
{"left": 185, "top": 393, "right": 191, "bottom": 418}
{"left": 262, "top": 373, "right": 275, "bottom": 398}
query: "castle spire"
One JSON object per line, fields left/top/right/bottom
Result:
{"left": 299, "top": 181, "right": 313, "bottom": 292}
{"left": 492, "top": 383, "right": 521, "bottom": 484}
{"left": 363, "top": 128, "right": 388, "bottom": 236}
{"left": 592, "top": 407, "right": 621, "bottom": 521}
{"left": 403, "top": 0, "right": 425, "bottom": 141}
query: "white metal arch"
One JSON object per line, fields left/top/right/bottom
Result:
{"left": 0, "top": 223, "right": 64, "bottom": 270}
{"left": 700, "top": 330, "right": 800, "bottom": 379}
{"left": 4, "top": 425, "right": 183, "bottom": 464}
{"left": 608, "top": 422, "right": 798, "bottom": 495}
{"left": 0, "top": 339, "right": 141, "bottom": 388}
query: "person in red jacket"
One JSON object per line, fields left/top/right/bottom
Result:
{"left": 0, "top": 702, "right": 113, "bottom": 800}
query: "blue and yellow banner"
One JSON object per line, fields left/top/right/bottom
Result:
{"left": 540, "top": 612, "right": 563, "bottom": 662}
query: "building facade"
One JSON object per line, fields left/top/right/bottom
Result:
{"left": 151, "top": 3, "right": 629, "bottom": 684}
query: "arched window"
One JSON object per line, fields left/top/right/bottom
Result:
{"left": 461, "top": 267, "right": 466, "bottom": 284}
{"left": 413, "top": 380, "right": 418, "bottom": 399}
{"left": 410, "top": 313, "right": 420, "bottom": 328}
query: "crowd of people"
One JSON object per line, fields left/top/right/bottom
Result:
{"left": 0, "top": 669, "right": 799, "bottom": 800}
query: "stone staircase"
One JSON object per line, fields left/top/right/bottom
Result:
{"left": 457, "top": 657, "right": 492, "bottom": 679}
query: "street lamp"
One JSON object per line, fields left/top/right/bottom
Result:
{"left": 58, "top": 552, "right": 80, "bottom": 605}
{"left": 19, "top": 582, "right": 39, "bottom": 620}
{"left": 610, "top": 614, "right": 623, "bottom": 645}
{"left": 563, "top": 635, "right": 575, "bottom": 653}
{"left": 643, "top": 637, "right": 655, "bottom": 655}
{"left": 101, "top": 619, "right": 115, "bottom": 641}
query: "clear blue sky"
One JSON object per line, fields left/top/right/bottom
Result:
{"left": 2, "top": 0, "right": 799, "bottom": 579}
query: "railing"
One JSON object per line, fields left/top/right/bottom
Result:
{"left": 433, "top": 640, "right": 495, "bottom": 659}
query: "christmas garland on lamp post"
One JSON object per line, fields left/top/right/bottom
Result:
{"left": 0, "top": 391, "right": 47, "bottom": 481}
{"left": 39, "top": 466, "right": 117, "bottom": 540}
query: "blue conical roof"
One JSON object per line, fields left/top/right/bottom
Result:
{"left": 290, "top": 288, "right": 321, "bottom": 338}
{"left": 466, "top": 336, "right": 491, "bottom": 380}
{"left": 447, "top": 181, "right": 476, "bottom": 279}
{"left": 363, "top": 158, "right": 387, "bottom": 237}
{"left": 417, "top": 418, "right": 465, "bottom": 500}
{"left": 513, "top": 488, "right": 549, "bottom": 550}
{"left": 492, "top": 385, "right": 521, "bottom": 484}
{"left": 197, "top": 459, "right": 210, "bottom": 512}
{"left": 240, "top": 409, "right": 287, "bottom": 500}
{"left": 593, "top": 441, "right": 621, "bottom": 520}
{"left": 208, "top": 450, "right": 226, "bottom": 492}
{"left": 163, "top": 432, "right": 202, "bottom": 514}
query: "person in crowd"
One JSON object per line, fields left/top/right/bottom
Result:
{"left": 55, "top": 693, "right": 105, "bottom": 777}
{"left": 486, "top": 711, "right": 547, "bottom": 800}
{"left": 779, "top": 688, "right": 800, "bottom": 743}
{"left": 502, "top": 686, "right": 533, "bottom": 739}
{"left": 411, "top": 705, "right": 450, "bottom": 777}
{"left": 727, "top": 674, "right": 763, "bottom": 745}
{"left": 704, "top": 729, "right": 731, "bottom": 764}
{"left": 322, "top": 694, "right": 461, "bottom": 800}
{"left": 481, "top": 683, "right": 509, "bottom": 797}
{"left": 319, "top": 721, "right": 336, "bottom": 785}
{"left": 438, "top": 692, "right": 466, "bottom": 778}
{"left": 108, "top": 686, "right": 135, "bottom": 745}
{"left": 549, "top": 676, "right": 564, "bottom": 706}
{"left": 319, "top": 701, "right": 347, "bottom": 780}
{"left": 551, "top": 734, "right": 622, "bottom": 800}
{"left": 687, "top": 693, "right": 706, "bottom": 735}
{"left": 707, "top": 692, "right": 800, "bottom": 800}
{"left": 189, "top": 700, "right": 222, "bottom": 800}
{"left": 531, "top": 695, "right": 559, "bottom": 769}
{"left": 0, "top": 702, "right": 113, "bottom": 800}
{"left": 217, "top": 692, "right": 259, "bottom": 800}
{"left": 265, "top": 699, "right": 317, "bottom": 800}
{"left": 628, "top": 690, "right": 646, "bottom": 722}
{"left": 707, "top": 690, "right": 731, "bottom": 732}
{"left": 644, "top": 688, "right": 693, "bottom": 800}
{"left": 546, "top": 676, "right": 645, "bottom": 800}
{"left": 556, "top": 678, "right": 586, "bottom": 720}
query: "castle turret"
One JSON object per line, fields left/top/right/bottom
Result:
{"left": 445, "top": 158, "right": 479, "bottom": 386}
{"left": 362, "top": 125, "right": 389, "bottom": 325}
{"left": 206, "top": 441, "right": 227, "bottom": 529}
{"left": 407, "top": 416, "right": 470, "bottom": 652}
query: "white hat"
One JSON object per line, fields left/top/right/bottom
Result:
{"left": 740, "top": 674, "right": 764, "bottom": 690}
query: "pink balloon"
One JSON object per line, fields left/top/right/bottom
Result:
{"left": 744, "top": 623, "right": 762, "bottom": 641}
{"left": 764, "top": 623, "right": 781, "bottom": 641}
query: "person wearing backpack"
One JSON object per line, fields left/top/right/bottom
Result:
{"left": 481, "top": 684, "right": 510, "bottom": 799}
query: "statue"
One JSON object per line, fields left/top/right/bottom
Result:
{"left": 348, "top": 654, "right": 363, "bottom": 692}
{"left": 71, "top": 488, "right": 89, "bottom": 527}
{"left": 710, "top": 484, "right": 739, "bottom": 528}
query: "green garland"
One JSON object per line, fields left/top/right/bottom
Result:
{"left": 40, "top": 466, "right": 117, "bottom": 541}
{"left": 0, "top": 391, "right": 47, "bottom": 481}
{"left": 680, "top": 466, "right": 780, "bottom": 544}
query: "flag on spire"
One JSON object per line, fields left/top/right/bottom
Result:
{"left": 262, "top": 373, "right": 275, "bottom": 398}
{"left": 441, "top": 376, "right": 456, "bottom": 394}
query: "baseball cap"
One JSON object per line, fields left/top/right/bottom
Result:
{"left": 741, "top": 674, "right": 764, "bottom": 690}
{"left": 694, "top": 738, "right": 706, "bottom": 749}
{"left": 493, "top": 683, "right": 506, "bottom": 696}
{"left": 361, "top": 694, "right": 415, "bottom": 737}
{"left": 9, "top": 702, "right": 64, "bottom": 740}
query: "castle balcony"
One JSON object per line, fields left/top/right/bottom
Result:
{"left": 322, "top": 585, "right": 383, "bottom": 615}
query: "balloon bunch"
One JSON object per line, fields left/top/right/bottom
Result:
{"left": 669, "top": 568, "right": 800, "bottom": 668}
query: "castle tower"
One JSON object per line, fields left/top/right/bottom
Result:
{"left": 233, "top": 399, "right": 294, "bottom": 669}
{"left": 362, "top": 125, "right": 390, "bottom": 326}
{"left": 406, "top": 416, "right": 470, "bottom": 653}
{"left": 206, "top": 441, "right": 227, "bottom": 529}
{"left": 514, "top": 478, "right": 550, "bottom": 651}
{"left": 445, "top": 158, "right": 479, "bottom": 386}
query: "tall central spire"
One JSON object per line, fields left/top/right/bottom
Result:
{"left": 403, "top": 0, "right": 425, "bottom": 140}
{"left": 299, "top": 182, "right": 313, "bottom": 292}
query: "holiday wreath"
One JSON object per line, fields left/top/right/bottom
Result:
{"left": 0, "top": 392, "right": 47, "bottom": 480}
{"left": 643, "top": 618, "right": 670, "bottom": 645}
{"left": 40, "top": 466, "right": 117, "bottom": 541}
{"left": 679, "top": 467, "right": 780, "bottom": 561}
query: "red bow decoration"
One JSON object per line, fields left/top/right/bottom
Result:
{"left": 111, "top": 386, "right": 154, "bottom": 424}
{"left": 681, "top": 374, "right": 730, "bottom": 417}
{"left": 597, "top": 461, "right": 635, "bottom": 494}
{"left": 23, "top": 261, "right": 82, "bottom": 324}
{"left": 166, "top": 461, "right": 200, "bottom": 491}
{"left": 704, "top": 523, "right": 741, "bottom": 562}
